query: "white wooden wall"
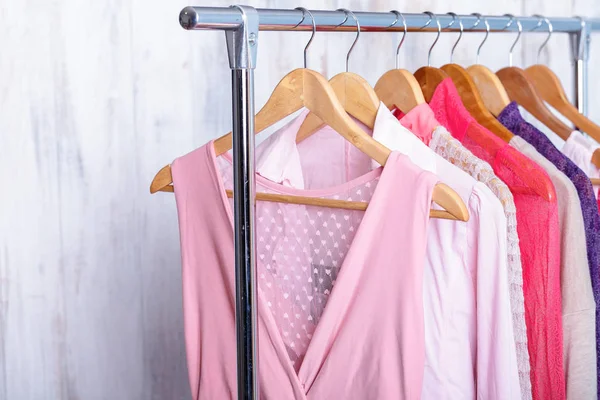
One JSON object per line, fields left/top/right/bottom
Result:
{"left": 1, "top": 0, "right": 600, "bottom": 399}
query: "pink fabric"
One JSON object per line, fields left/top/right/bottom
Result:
{"left": 394, "top": 103, "right": 439, "bottom": 143}
{"left": 428, "top": 79, "right": 564, "bottom": 400}
{"left": 398, "top": 104, "right": 532, "bottom": 400}
{"left": 254, "top": 105, "right": 521, "bottom": 399}
{"left": 171, "top": 140, "right": 436, "bottom": 399}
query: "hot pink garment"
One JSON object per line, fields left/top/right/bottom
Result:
{"left": 427, "top": 79, "right": 564, "bottom": 400}
{"left": 171, "top": 141, "right": 436, "bottom": 399}
{"left": 393, "top": 103, "right": 437, "bottom": 144}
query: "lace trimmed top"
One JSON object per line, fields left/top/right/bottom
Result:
{"left": 429, "top": 80, "right": 563, "bottom": 400}
{"left": 399, "top": 103, "right": 531, "bottom": 400}
{"left": 429, "top": 127, "right": 532, "bottom": 400}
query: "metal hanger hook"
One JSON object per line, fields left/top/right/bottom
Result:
{"left": 504, "top": 14, "right": 522, "bottom": 67}
{"left": 532, "top": 15, "right": 553, "bottom": 64}
{"left": 293, "top": 7, "right": 316, "bottom": 68}
{"left": 447, "top": 13, "right": 463, "bottom": 63}
{"left": 423, "top": 11, "right": 441, "bottom": 67}
{"left": 389, "top": 10, "right": 407, "bottom": 69}
{"left": 336, "top": 8, "right": 360, "bottom": 72}
{"left": 471, "top": 13, "right": 490, "bottom": 64}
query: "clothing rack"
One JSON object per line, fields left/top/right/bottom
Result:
{"left": 178, "top": 6, "right": 600, "bottom": 399}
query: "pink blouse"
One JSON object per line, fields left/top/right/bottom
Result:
{"left": 253, "top": 106, "right": 521, "bottom": 399}
{"left": 427, "top": 79, "right": 564, "bottom": 400}
{"left": 396, "top": 103, "right": 532, "bottom": 400}
{"left": 171, "top": 138, "right": 436, "bottom": 399}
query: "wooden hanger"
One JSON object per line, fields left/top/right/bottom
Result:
{"left": 525, "top": 64, "right": 600, "bottom": 168}
{"left": 150, "top": 68, "right": 389, "bottom": 182}
{"left": 524, "top": 17, "right": 596, "bottom": 134}
{"left": 525, "top": 65, "right": 600, "bottom": 138}
{"left": 497, "top": 67, "right": 572, "bottom": 140}
{"left": 296, "top": 72, "right": 379, "bottom": 141}
{"left": 150, "top": 68, "right": 469, "bottom": 221}
{"left": 374, "top": 11, "right": 426, "bottom": 113}
{"left": 375, "top": 69, "right": 425, "bottom": 113}
{"left": 150, "top": 11, "right": 469, "bottom": 221}
{"left": 495, "top": 15, "right": 572, "bottom": 140}
{"left": 467, "top": 65, "right": 511, "bottom": 116}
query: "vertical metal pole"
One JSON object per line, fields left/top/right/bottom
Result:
{"left": 225, "top": 5, "right": 260, "bottom": 400}
{"left": 572, "top": 18, "right": 591, "bottom": 116}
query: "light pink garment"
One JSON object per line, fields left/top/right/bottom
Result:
{"left": 255, "top": 105, "right": 521, "bottom": 399}
{"left": 171, "top": 134, "right": 436, "bottom": 399}
{"left": 393, "top": 103, "right": 438, "bottom": 144}
{"left": 397, "top": 102, "right": 532, "bottom": 400}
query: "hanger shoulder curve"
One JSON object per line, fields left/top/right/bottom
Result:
{"left": 150, "top": 68, "right": 309, "bottom": 193}
{"left": 466, "top": 64, "right": 510, "bottom": 117}
{"left": 213, "top": 68, "right": 307, "bottom": 156}
{"left": 525, "top": 65, "right": 600, "bottom": 142}
{"left": 524, "top": 65, "right": 570, "bottom": 105}
{"left": 374, "top": 69, "right": 425, "bottom": 114}
{"left": 414, "top": 66, "right": 448, "bottom": 102}
{"left": 296, "top": 72, "right": 380, "bottom": 142}
{"left": 441, "top": 63, "right": 513, "bottom": 142}
{"left": 497, "top": 66, "right": 572, "bottom": 140}
{"left": 150, "top": 165, "right": 174, "bottom": 193}
{"left": 433, "top": 183, "right": 470, "bottom": 221}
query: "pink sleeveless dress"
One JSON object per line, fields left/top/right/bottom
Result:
{"left": 171, "top": 141, "right": 437, "bottom": 399}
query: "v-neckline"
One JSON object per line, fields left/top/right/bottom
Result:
{"left": 208, "top": 141, "right": 402, "bottom": 395}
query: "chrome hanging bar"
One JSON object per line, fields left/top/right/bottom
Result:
{"left": 180, "top": 7, "right": 600, "bottom": 33}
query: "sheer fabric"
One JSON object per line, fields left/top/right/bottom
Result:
{"left": 430, "top": 80, "right": 564, "bottom": 400}
{"left": 511, "top": 136, "right": 597, "bottom": 399}
{"left": 253, "top": 105, "right": 521, "bottom": 399}
{"left": 172, "top": 140, "right": 434, "bottom": 399}
{"left": 499, "top": 102, "right": 600, "bottom": 398}
{"left": 398, "top": 103, "right": 532, "bottom": 400}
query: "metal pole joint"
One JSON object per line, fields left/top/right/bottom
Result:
{"left": 226, "top": 5, "right": 259, "bottom": 70}
{"left": 571, "top": 18, "right": 592, "bottom": 115}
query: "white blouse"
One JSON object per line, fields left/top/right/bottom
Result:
{"left": 562, "top": 130, "right": 600, "bottom": 197}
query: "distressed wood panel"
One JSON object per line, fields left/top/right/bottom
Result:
{"left": 1, "top": 0, "right": 597, "bottom": 399}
